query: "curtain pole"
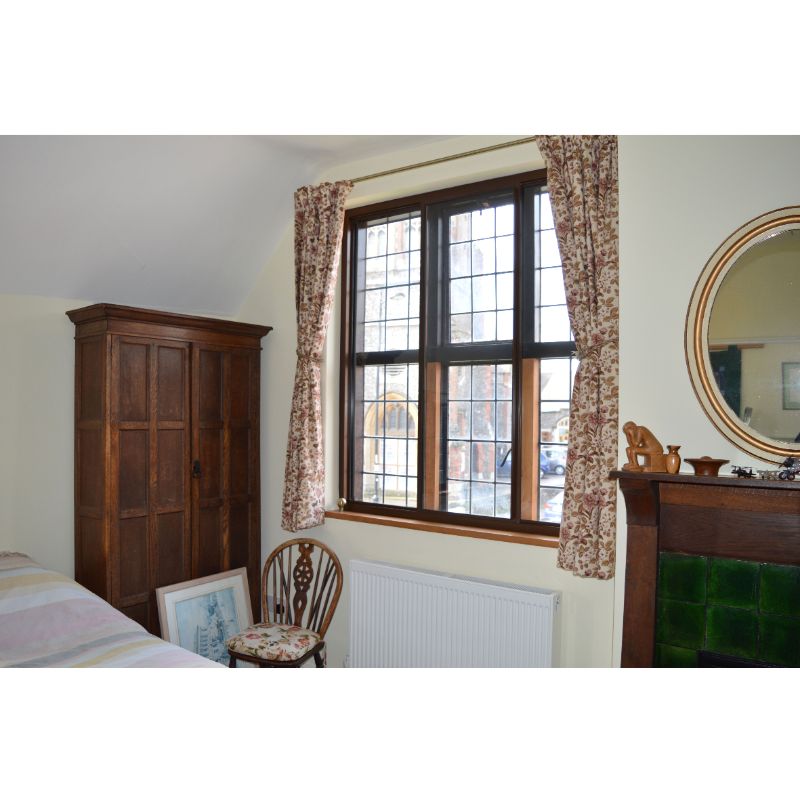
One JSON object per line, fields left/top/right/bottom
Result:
{"left": 349, "top": 136, "right": 538, "bottom": 185}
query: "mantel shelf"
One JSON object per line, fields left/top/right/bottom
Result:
{"left": 610, "top": 469, "right": 800, "bottom": 492}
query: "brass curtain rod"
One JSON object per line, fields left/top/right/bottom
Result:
{"left": 350, "top": 136, "right": 538, "bottom": 184}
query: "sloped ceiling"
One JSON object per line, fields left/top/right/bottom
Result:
{"left": 0, "top": 135, "right": 452, "bottom": 315}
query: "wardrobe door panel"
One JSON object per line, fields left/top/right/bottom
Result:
{"left": 119, "top": 430, "right": 148, "bottom": 512}
{"left": 154, "top": 343, "right": 191, "bottom": 595}
{"left": 230, "top": 427, "right": 250, "bottom": 497}
{"left": 157, "top": 429, "right": 185, "bottom": 507}
{"left": 199, "top": 350, "right": 223, "bottom": 423}
{"left": 119, "top": 517, "right": 149, "bottom": 599}
{"left": 193, "top": 346, "right": 226, "bottom": 581}
{"left": 157, "top": 346, "right": 186, "bottom": 421}
{"left": 75, "top": 335, "right": 108, "bottom": 599}
{"left": 228, "top": 350, "right": 260, "bottom": 614}
{"left": 228, "top": 503, "right": 250, "bottom": 572}
{"left": 197, "top": 507, "right": 222, "bottom": 576}
{"left": 113, "top": 338, "right": 153, "bottom": 620}
{"left": 78, "top": 517, "right": 106, "bottom": 598}
{"left": 78, "top": 338, "right": 104, "bottom": 422}
{"left": 113, "top": 337, "right": 190, "bottom": 633}
{"left": 118, "top": 341, "right": 149, "bottom": 422}
{"left": 229, "top": 352, "right": 251, "bottom": 421}
{"left": 156, "top": 512, "right": 187, "bottom": 588}
{"left": 199, "top": 430, "right": 222, "bottom": 499}
{"left": 78, "top": 428, "right": 104, "bottom": 509}
{"left": 192, "top": 345, "right": 259, "bottom": 609}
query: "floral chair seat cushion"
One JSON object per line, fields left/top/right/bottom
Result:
{"left": 226, "top": 623, "right": 321, "bottom": 662}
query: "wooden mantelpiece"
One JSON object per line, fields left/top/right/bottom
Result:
{"left": 612, "top": 470, "right": 800, "bottom": 667}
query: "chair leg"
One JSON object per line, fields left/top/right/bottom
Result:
{"left": 313, "top": 645, "right": 326, "bottom": 668}
{"left": 228, "top": 655, "right": 237, "bottom": 667}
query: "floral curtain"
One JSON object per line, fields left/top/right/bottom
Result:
{"left": 281, "top": 180, "right": 353, "bottom": 533}
{"left": 535, "top": 136, "right": 619, "bottom": 579}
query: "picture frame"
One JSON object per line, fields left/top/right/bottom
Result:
{"left": 782, "top": 362, "right": 800, "bottom": 410}
{"left": 156, "top": 568, "right": 253, "bottom": 665}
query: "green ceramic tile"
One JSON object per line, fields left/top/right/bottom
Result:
{"left": 654, "top": 644, "right": 698, "bottom": 668}
{"left": 658, "top": 553, "right": 707, "bottom": 603}
{"left": 708, "top": 559, "right": 758, "bottom": 610}
{"left": 759, "top": 615, "right": 800, "bottom": 667}
{"left": 759, "top": 563, "right": 800, "bottom": 618}
{"left": 656, "top": 599, "right": 706, "bottom": 649}
{"left": 706, "top": 606, "right": 758, "bottom": 659}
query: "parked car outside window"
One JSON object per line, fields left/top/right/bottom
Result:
{"left": 496, "top": 448, "right": 566, "bottom": 480}
{"left": 540, "top": 447, "right": 566, "bottom": 476}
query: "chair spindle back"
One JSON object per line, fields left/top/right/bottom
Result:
{"left": 261, "top": 538, "right": 343, "bottom": 638}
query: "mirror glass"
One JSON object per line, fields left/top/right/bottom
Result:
{"left": 686, "top": 207, "right": 800, "bottom": 462}
{"left": 708, "top": 227, "right": 800, "bottom": 445}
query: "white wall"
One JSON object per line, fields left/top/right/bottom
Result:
{"left": 236, "top": 136, "right": 617, "bottom": 667}
{"left": 614, "top": 135, "right": 800, "bottom": 663}
{"left": 0, "top": 293, "right": 88, "bottom": 571}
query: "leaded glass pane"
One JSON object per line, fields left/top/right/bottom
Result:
{"left": 522, "top": 355, "right": 578, "bottom": 525}
{"left": 444, "top": 363, "right": 513, "bottom": 518}
{"left": 540, "top": 267, "right": 567, "bottom": 307}
{"left": 450, "top": 313, "right": 472, "bottom": 343}
{"left": 540, "top": 305, "right": 571, "bottom": 342}
{"left": 471, "top": 207, "right": 495, "bottom": 240}
{"left": 497, "top": 310, "right": 513, "bottom": 340}
{"left": 356, "top": 211, "right": 422, "bottom": 353}
{"left": 531, "top": 191, "right": 572, "bottom": 345}
{"left": 472, "top": 240, "right": 495, "bottom": 275}
{"left": 496, "top": 204, "right": 514, "bottom": 236}
{"left": 450, "top": 278, "right": 471, "bottom": 314}
{"left": 472, "top": 311, "right": 496, "bottom": 342}
{"left": 447, "top": 202, "right": 514, "bottom": 344}
{"left": 355, "top": 362, "right": 419, "bottom": 508}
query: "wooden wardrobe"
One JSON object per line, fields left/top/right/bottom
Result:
{"left": 67, "top": 304, "right": 271, "bottom": 635}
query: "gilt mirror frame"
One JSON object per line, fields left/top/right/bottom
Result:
{"left": 685, "top": 205, "right": 800, "bottom": 463}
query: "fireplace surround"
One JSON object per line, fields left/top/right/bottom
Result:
{"left": 613, "top": 470, "right": 800, "bottom": 667}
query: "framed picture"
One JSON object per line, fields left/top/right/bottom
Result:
{"left": 156, "top": 569, "right": 253, "bottom": 665}
{"left": 783, "top": 362, "right": 800, "bottom": 410}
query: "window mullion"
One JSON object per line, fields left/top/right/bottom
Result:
{"left": 520, "top": 358, "right": 541, "bottom": 519}
{"left": 416, "top": 203, "right": 430, "bottom": 511}
{"left": 423, "top": 361, "right": 441, "bottom": 510}
{"left": 510, "top": 184, "right": 524, "bottom": 522}
{"left": 345, "top": 220, "right": 359, "bottom": 504}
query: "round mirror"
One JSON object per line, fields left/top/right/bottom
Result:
{"left": 686, "top": 206, "right": 800, "bottom": 462}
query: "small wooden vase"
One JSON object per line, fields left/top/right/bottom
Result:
{"left": 665, "top": 445, "right": 681, "bottom": 475}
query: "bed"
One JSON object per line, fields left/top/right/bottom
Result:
{"left": 0, "top": 552, "right": 221, "bottom": 667}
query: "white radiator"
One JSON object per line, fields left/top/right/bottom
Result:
{"left": 349, "top": 560, "right": 559, "bottom": 667}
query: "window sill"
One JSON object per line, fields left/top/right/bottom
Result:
{"left": 324, "top": 510, "right": 559, "bottom": 549}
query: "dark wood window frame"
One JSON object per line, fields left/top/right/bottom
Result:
{"left": 337, "top": 169, "right": 574, "bottom": 541}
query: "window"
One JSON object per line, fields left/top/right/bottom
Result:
{"left": 339, "top": 170, "right": 576, "bottom": 536}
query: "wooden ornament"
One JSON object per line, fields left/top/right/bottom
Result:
{"left": 622, "top": 420, "right": 668, "bottom": 473}
{"left": 685, "top": 456, "right": 729, "bottom": 477}
{"left": 665, "top": 445, "right": 682, "bottom": 475}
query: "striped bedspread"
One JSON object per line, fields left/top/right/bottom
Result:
{"left": 0, "top": 552, "right": 221, "bottom": 667}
